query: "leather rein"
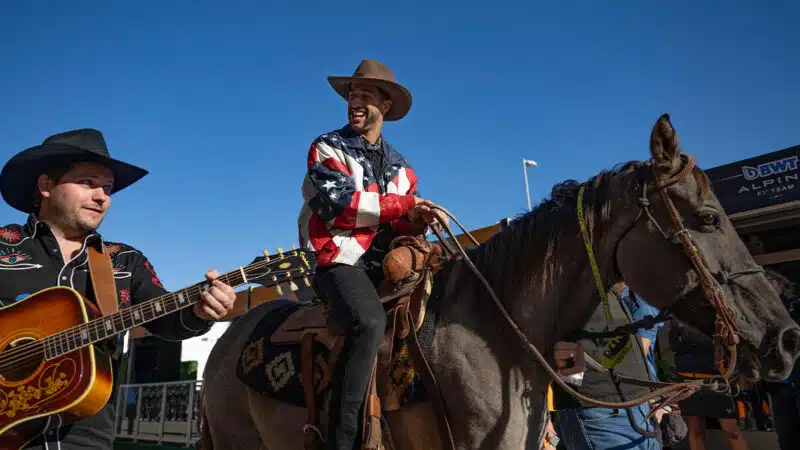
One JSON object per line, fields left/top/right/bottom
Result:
{"left": 426, "top": 153, "right": 759, "bottom": 412}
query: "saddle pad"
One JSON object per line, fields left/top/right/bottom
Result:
{"left": 236, "top": 301, "right": 430, "bottom": 409}
{"left": 270, "top": 301, "right": 332, "bottom": 345}
{"left": 383, "top": 336, "right": 427, "bottom": 409}
{"left": 237, "top": 301, "right": 330, "bottom": 407}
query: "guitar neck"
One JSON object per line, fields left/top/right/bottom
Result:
{"left": 43, "top": 268, "right": 251, "bottom": 360}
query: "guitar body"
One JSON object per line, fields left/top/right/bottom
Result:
{"left": 0, "top": 287, "right": 113, "bottom": 449}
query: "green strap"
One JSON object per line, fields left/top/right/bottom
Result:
{"left": 577, "top": 185, "right": 631, "bottom": 369}
{"left": 577, "top": 185, "right": 612, "bottom": 322}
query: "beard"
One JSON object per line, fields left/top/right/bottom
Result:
{"left": 45, "top": 194, "right": 105, "bottom": 238}
{"left": 349, "top": 105, "right": 381, "bottom": 132}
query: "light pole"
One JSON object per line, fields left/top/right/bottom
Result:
{"left": 522, "top": 158, "right": 537, "bottom": 211}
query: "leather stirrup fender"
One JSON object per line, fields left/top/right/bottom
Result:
{"left": 361, "top": 361, "right": 384, "bottom": 449}
{"left": 301, "top": 333, "right": 324, "bottom": 450}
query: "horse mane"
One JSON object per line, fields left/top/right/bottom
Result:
{"left": 466, "top": 161, "right": 644, "bottom": 293}
{"left": 466, "top": 157, "right": 711, "bottom": 298}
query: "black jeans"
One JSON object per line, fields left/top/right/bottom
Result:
{"left": 766, "top": 383, "right": 800, "bottom": 450}
{"left": 315, "top": 263, "right": 387, "bottom": 450}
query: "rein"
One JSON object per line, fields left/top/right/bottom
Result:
{"left": 425, "top": 154, "right": 750, "bottom": 412}
{"left": 427, "top": 205, "right": 710, "bottom": 410}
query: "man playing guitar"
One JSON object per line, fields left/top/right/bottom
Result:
{"left": 0, "top": 128, "right": 236, "bottom": 449}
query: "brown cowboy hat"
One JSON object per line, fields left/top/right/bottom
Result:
{"left": 327, "top": 59, "right": 412, "bottom": 121}
{"left": 0, "top": 128, "right": 149, "bottom": 213}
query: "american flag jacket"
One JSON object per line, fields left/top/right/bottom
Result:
{"left": 298, "top": 125, "right": 423, "bottom": 268}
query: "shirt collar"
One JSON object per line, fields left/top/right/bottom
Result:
{"left": 24, "top": 213, "right": 40, "bottom": 234}
{"left": 25, "top": 213, "right": 103, "bottom": 247}
{"left": 340, "top": 125, "right": 384, "bottom": 152}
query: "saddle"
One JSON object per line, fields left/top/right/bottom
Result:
{"left": 269, "top": 235, "right": 450, "bottom": 450}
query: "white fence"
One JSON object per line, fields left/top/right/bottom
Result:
{"left": 113, "top": 380, "right": 203, "bottom": 447}
{"left": 112, "top": 379, "right": 781, "bottom": 450}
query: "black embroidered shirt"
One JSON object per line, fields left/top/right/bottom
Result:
{"left": 0, "top": 214, "right": 212, "bottom": 341}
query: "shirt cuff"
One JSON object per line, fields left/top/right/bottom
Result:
{"left": 399, "top": 194, "right": 416, "bottom": 214}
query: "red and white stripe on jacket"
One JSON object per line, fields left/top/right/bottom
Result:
{"left": 297, "top": 127, "right": 421, "bottom": 267}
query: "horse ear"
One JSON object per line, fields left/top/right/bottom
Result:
{"left": 649, "top": 113, "right": 682, "bottom": 174}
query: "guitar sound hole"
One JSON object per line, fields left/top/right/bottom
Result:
{"left": 0, "top": 337, "right": 44, "bottom": 382}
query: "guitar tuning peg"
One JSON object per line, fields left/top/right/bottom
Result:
{"left": 290, "top": 280, "right": 299, "bottom": 291}
{"left": 292, "top": 243, "right": 297, "bottom": 249}
{"left": 262, "top": 249, "right": 270, "bottom": 262}
{"left": 272, "top": 275, "right": 284, "bottom": 295}
{"left": 303, "top": 276, "right": 311, "bottom": 287}
{"left": 277, "top": 247, "right": 284, "bottom": 257}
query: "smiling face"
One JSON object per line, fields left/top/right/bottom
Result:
{"left": 37, "top": 162, "right": 114, "bottom": 237}
{"left": 347, "top": 82, "right": 392, "bottom": 134}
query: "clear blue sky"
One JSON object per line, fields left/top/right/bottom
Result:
{"left": 1, "top": 2, "right": 798, "bottom": 291}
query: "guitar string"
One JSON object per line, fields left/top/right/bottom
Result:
{"left": 0, "top": 256, "right": 304, "bottom": 370}
{"left": 0, "top": 255, "right": 309, "bottom": 372}
{"left": 0, "top": 263, "right": 303, "bottom": 372}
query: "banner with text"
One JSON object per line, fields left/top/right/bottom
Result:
{"left": 705, "top": 145, "right": 799, "bottom": 215}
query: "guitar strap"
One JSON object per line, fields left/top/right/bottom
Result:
{"left": 87, "top": 243, "right": 119, "bottom": 316}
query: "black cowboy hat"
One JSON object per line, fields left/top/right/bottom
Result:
{"left": 327, "top": 59, "right": 412, "bottom": 121}
{"left": 0, "top": 128, "right": 149, "bottom": 213}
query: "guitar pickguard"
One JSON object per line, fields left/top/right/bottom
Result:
{"left": 0, "top": 356, "right": 79, "bottom": 420}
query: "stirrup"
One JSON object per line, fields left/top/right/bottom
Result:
{"left": 302, "top": 423, "right": 324, "bottom": 440}
{"left": 302, "top": 423, "right": 325, "bottom": 450}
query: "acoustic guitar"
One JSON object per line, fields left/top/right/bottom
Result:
{"left": 0, "top": 247, "right": 315, "bottom": 449}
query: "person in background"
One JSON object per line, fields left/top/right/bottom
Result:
{"left": 619, "top": 284, "right": 695, "bottom": 450}
{"left": 670, "top": 321, "right": 748, "bottom": 450}
{"left": 550, "top": 282, "right": 662, "bottom": 450}
{"left": 619, "top": 285, "right": 663, "bottom": 383}
{"left": 762, "top": 268, "right": 800, "bottom": 450}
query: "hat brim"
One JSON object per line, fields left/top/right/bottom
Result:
{"left": 327, "top": 76, "right": 412, "bottom": 121}
{"left": 0, "top": 143, "right": 149, "bottom": 213}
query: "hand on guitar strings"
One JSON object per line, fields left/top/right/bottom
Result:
{"left": 193, "top": 269, "right": 237, "bottom": 321}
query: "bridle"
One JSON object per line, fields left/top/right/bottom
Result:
{"left": 425, "top": 151, "right": 764, "bottom": 413}
{"left": 621, "top": 152, "right": 763, "bottom": 378}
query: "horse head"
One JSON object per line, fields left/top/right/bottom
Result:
{"left": 614, "top": 113, "right": 800, "bottom": 382}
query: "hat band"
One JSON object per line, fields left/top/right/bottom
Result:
{"left": 348, "top": 82, "right": 391, "bottom": 101}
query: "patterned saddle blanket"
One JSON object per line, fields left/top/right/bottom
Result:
{"left": 236, "top": 300, "right": 430, "bottom": 409}
{"left": 236, "top": 235, "right": 446, "bottom": 410}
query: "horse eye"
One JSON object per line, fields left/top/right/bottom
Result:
{"left": 700, "top": 213, "right": 720, "bottom": 228}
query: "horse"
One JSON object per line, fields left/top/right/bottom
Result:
{"left": 199, "top": 114, "right": 800, "bottom": 450}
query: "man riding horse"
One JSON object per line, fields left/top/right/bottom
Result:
{"left": 297, "top": 59, "right": 441, "bottom": 450}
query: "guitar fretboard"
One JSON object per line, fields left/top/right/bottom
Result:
{"left": 43, "top": 270, "right": 249, "bottom": 359}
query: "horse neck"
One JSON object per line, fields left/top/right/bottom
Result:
{"left": 457, "top": 168, "right": 642, "bottom": 353}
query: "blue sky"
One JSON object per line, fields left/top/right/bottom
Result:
{"left": 1, "top": 2, "right": 798, "bottom": 291}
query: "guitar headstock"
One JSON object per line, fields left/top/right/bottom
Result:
{"left": 244, "top": 245, "right": 317, "bottom": 295}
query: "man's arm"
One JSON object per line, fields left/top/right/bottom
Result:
{"left": 129, "top": 252, "right": 212, "bottom": 341}
{"left": 306, "top": 139, "right": 417, "bottom": 230}
{"left": 389, "top": 175, "right": 429, "bottom": 236}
